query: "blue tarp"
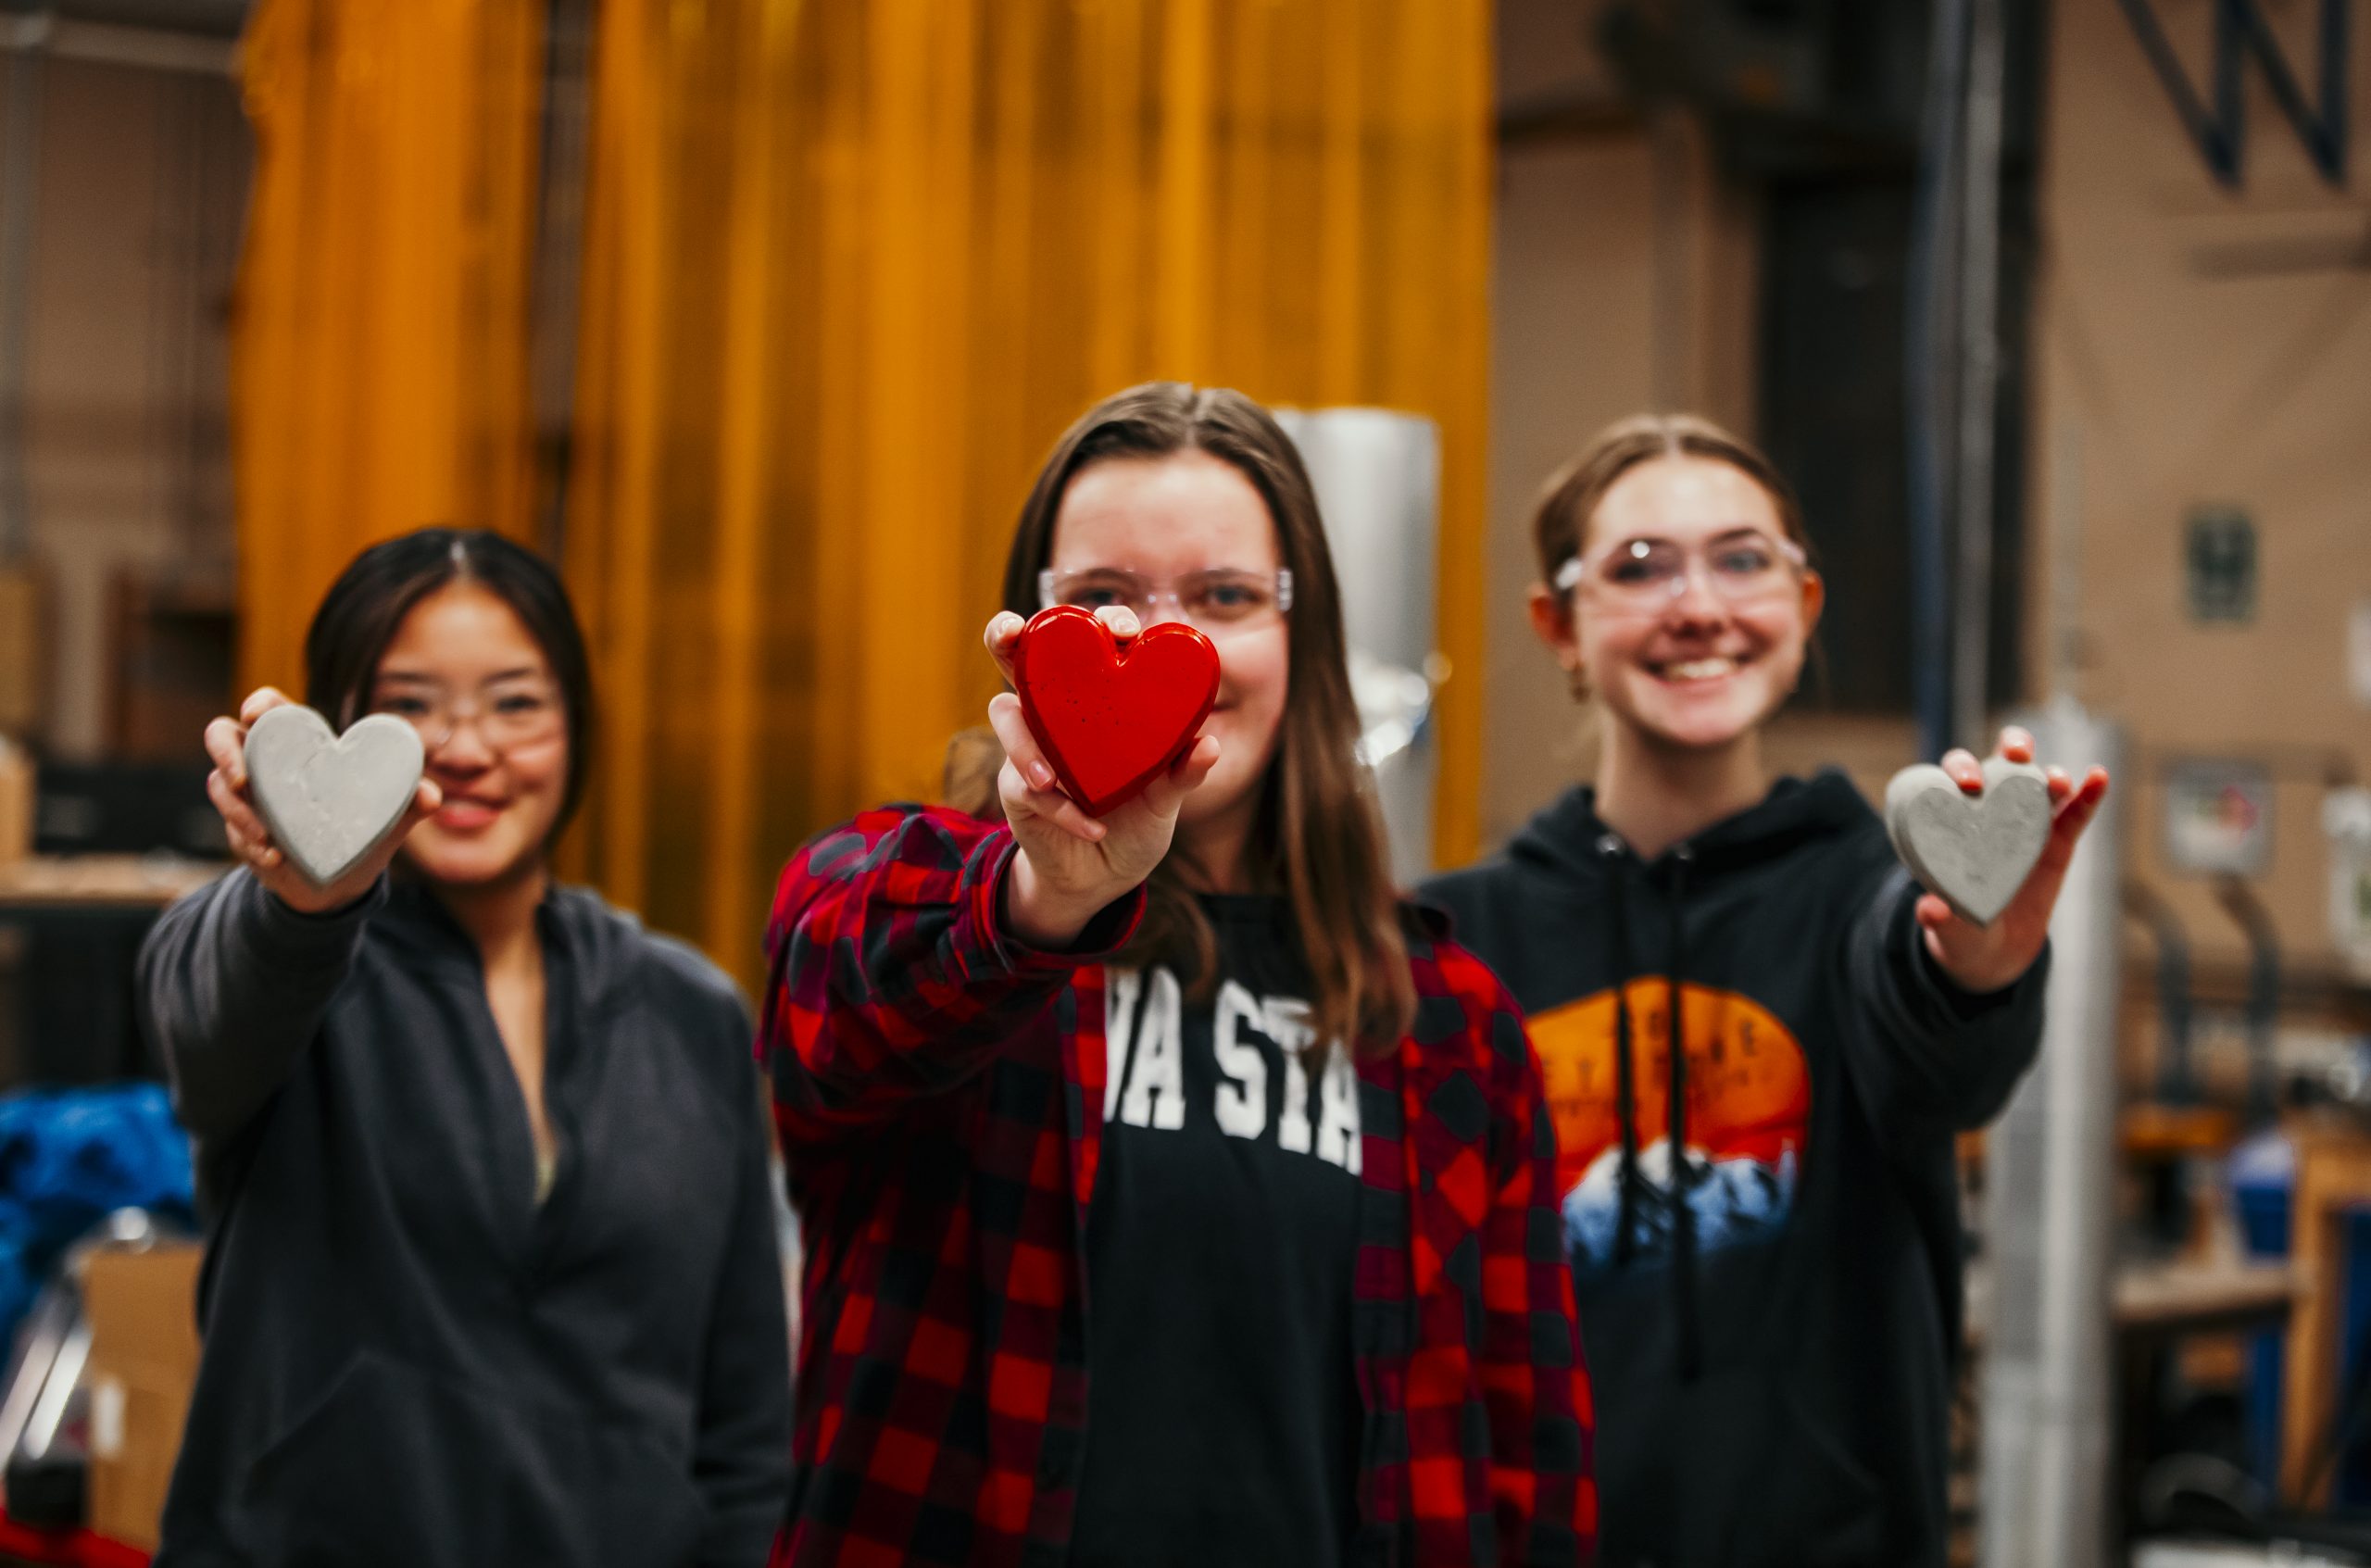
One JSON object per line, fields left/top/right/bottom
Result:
{"left": 0, "top": 1084, "right": 194, "bottom": 1348}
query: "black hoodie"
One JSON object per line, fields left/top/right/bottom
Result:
{"left": 1421, "top": 771, "right": 2045, "bottom": 1568}
{"left": 138, "top": 871, "right": 791, "bottom": 1568}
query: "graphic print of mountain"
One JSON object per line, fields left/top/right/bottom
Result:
{"left": 1562, "top": 1137, "right": 1797, "bottom": 1274}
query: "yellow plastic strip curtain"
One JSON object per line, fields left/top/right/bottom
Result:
{"left": 232, "top": 0, "right": 545, "bottom": 696}
{"left": 561, "top": 0, "right": 1493, "bottom": 988}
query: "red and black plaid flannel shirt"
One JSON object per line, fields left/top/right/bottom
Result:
{"left": 760, "top": 805, "right": 1597, "bottom": 1566}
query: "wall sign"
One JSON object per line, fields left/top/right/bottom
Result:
{"left": 2164, "top": 758, "right": 2273, "bottom": 877}
{"left": 2186, "top": 508, "right": 2256, "bottom": 624}
{"left": 2327, "top": 788, "right": 2371, "bottom": 984}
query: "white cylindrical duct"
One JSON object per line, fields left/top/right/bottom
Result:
{"left": 1978, "top": 696, "right": 2124, "bottom": 1568}
{"left": 1273, "top": 408, "right": 1440, "bottom": 885}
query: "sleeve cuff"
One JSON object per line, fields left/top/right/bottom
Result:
{"left": 234, "top": 867, "right": 385, "bottom": 968}
{"left": 965, "top": 831, "right": 1147, "bottom": 972}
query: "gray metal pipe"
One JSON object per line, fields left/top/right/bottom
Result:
{"left": 1979, "top": 699, "right": 2124, "bottom": 1568}
{"left": 1952, "top": 0, "right": 2006, "bottom": 751}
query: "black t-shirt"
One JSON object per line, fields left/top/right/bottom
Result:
{"left": 1069, "top": 894, "right": 1365, "bottom": 1568}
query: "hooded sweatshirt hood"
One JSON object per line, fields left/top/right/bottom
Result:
{"left": 1423, "top": 770, "right": 2045, "bottom": 1568}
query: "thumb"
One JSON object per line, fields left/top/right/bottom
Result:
{"left": 1137, "top": 734, "right": 1221, "bottom": 820}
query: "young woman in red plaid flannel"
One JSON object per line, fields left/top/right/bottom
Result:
{"left": 760, "top": 383, "right": 1595, "bottom": 1567}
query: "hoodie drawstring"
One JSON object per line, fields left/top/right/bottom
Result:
{"left": 1599, "top": 834, "right": 1705, "bottom": 1384}
{"left": 1667, "top": 846, "right": 1701, "bottom": 1383}
{"left": 1599, "top": 835, "right": 1644, "bottom": 1266}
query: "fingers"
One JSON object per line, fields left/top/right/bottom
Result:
{"left": 984, "top": 611, "right": 1025, "bottom": 686}
{"left": 986, "top": 696, "right": 1105, "bottom": 842}
{"left": 402, "top": 776, "right": 445, "bottom": 826}
{"left": 1138, "top": 734, "right": 1222, "bottom": 820}
{"left": 207, "top": 768, "right": 272, "bottom": 858}
{"left": 985, "top": 693, "right": 1055, "bottom": 794}
{"left": 1996, "top": 725, "right": 2034, "bottom": 764}
{"left": 1940, "top": 747, "right": 1983, "bottom": 794}
{"left": 1094, "top": 605, "right": 1140, "bottom": 646}
{"left": 239, "top": 686, "right": 292, "bottom": 726}
{"left": 999, "top": 759, "right": 1106, "bottom": 843}
{"left": 1913, "top": 891, "right": 1962, "bottom": 935}
{"left": 203, "top": 716, "right": 250, "bottom": 789}
{"left": 2052, "top": 766, "right": 2111, "bottom": 834}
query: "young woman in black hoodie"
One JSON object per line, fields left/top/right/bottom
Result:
{"left": 1422, "top": 415, "right": 2109, "bottom": 1568}
{"left": 139, "top": 531, "right": 790, "bottom": 1567}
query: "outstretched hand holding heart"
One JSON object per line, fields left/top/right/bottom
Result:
{"left": 204, "top": 687, "right": 442, "bottom": 915}
{"left": 984, "top": 606, "right": 1222, "bottom": 950}
{"left": 1888, "top": 725, "right": 2111, "bottom": 994}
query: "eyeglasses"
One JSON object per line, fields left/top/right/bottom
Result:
{"left": 369, "top": 678, "right": 566, "bottom": 753}
{"left": 1552, "top": 530, "right": 1807, "bottom": 608}
{"left": 1037, "top": 566, "right": 1294, "bottom": 633}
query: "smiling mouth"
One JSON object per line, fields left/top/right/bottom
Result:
{"left": 1647, "top": 654, "right": 1749, "bottom": 684}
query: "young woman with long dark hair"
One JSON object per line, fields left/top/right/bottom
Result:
{"left": 140, "top": 529, "right": 790, "bottom": 1567}
{"left": 760, "top": 383, "right": 1594, "bottom": 1566}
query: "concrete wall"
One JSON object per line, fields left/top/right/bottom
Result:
{"left": 2026, "top": 0, "right": 2370, "bottom": 989}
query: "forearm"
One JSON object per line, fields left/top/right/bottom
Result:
{"left": 762, "top": 809, "right": 1142, "bottom": 1138}
{"left": 137, "top": 868, "right": 376, "bottom": 1144}
{"left": 1844, "top": 869, "right": 2049, "bottom": 1132}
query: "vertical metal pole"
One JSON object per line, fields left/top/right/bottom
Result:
{"left": 1951, "top": 0, "right": 2005, "bottom": 750}
{"left": 1980, "top": 696, "right": 2124, "bottom": 1568}
{"left": 1907, "top": 0, "right": 1966, "bottom": 765}
{"left": 0, "top": 12, "right": 50, "bottom": 565}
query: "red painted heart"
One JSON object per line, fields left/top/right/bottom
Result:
{"left": 1012, "top": 606, "right": 1222, "bottom": 818}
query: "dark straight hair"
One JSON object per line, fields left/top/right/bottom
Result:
{"left": 304, "top": 527, "right": 596, "bottom": 834}
{"left": 998, "top": 383, "right": 1415, "bottom": 1057}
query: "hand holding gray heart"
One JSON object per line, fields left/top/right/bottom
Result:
{"left": 204, "top": 688, "right": 443, "bottom": 915}
{"left": 1885, "top": 725, "right": 2112, "bottom": 994}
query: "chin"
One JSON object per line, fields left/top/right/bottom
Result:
{"left": 404, "top": 833, "right": 542, "bottom": 889}
{"left": 1619, "top": 685, "right": 1781, "bottom": 753}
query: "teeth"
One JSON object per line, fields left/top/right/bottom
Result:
{"left": 1664, "top": 658, "right": 1736, "bottom": 682}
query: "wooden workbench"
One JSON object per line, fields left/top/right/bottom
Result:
{"left": 0, "top": 857, "right": 220, "bottom": 911}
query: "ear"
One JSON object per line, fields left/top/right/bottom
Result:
{"left": 1526, "top": 583, "right": 1582, "bottom": 676}
{"left": 1798, "top": 570, "right": 1825, "bottom": 636}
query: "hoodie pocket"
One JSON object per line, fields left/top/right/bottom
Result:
{"left": 1602, "top": 1368, "right": 1884, "bottom": 1568}
{"left": 235, "top": 1350, "right": 707, "bottom": 1568}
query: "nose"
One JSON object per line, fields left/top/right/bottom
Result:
{"left": 1662, "top": 559, "right": 1728, "bottom": 626}
{"left": 1138, "top": 592, "right": 1190, "bottom": 631}
{"left": 428, "top": 715, "right": 497, "bottom": 772}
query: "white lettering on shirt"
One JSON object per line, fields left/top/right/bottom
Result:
{"left": 1212, "top": 980, "right": 1270, "bottom": 1140}
{"left": 1266, "top": 997, "right": 1316, "bottom": 1155}
{"left": 1099, "top": 964, "right": 1358, "bottom": 1165}
{"left": 1103, "top": 966, "right": 1143, "bottom": 1122}
{"left": 1119, "top": 967, "right": 1186, "bottom": 1131}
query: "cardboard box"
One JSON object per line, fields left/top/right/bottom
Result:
{"left": 81, "top": 1243, "right": 202, "bottom": 1551}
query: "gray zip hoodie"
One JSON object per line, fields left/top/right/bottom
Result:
{"left": 138, "top": 869, "right": 790, "bottom": 1568}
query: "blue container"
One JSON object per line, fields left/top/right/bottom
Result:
{"left": 2232, "top": 1132, "right": 2295, "bottom": 1491}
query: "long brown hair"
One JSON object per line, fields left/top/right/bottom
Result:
{"left": 997, "top": 383, "right": 1414, "bottom": 1056}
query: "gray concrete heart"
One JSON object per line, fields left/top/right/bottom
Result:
{"left": 244, "top": 706, "right": 425, "bottom": 888}
{"left": 1884, "top": 756, "right": 2051, "bottom": 928}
